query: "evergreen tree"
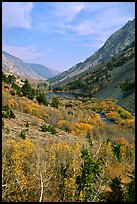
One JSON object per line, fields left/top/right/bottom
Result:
{"left": 126, "top": 172, "right": 135, "bottom": 202}
{"left": 36, "top": 92, "right": 48, "bottom": 106}
{"left": 51, "top": 96, "right": 60, "bottom": 109}
{"left": 106, "top": 176, "right": 125, "bottom": 202}
{"left": 8, "top": 75, "right": 16, "bottom": 84}
{"left": 21, "top": 79, "right": 35, "bottom": 99}
{"left": 76, "top": 149, "right": 104, "bottom": 202}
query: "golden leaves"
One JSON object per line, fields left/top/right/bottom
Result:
{"left": 70, "top": 122, "right": 93, "bottom": 136}
{"left": 7, "top": 99, "right": 18, "bottom": 109}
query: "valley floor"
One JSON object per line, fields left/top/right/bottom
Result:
{"left": 2, "top": 86, "right": 135, "bottom": 202}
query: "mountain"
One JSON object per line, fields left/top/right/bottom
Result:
{"left": 26, "top": 63, "right": 60, "bottom": 79}
{"left": 49, "top": 19, "right": 135, "bottom": 84}
{"left": 2, "top": 51, "right": 59, "bottom": 80}
{"left": 93, "top": 41, "right": 135, "bottom": 114}
{"left": 52, "top": 40, "right": 135, "bottom": 114}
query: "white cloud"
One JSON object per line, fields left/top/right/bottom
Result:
{"left": 66, "top": 20, "right": 95, "bottom": 36}
{"left": 53, "top": 2, "right": 86, "bottom": 22}
{"left": 54, "top": 2, "right": 134, "bottom": 41}
{"left": 2, "top": 2, "right": 33, "bottom": 29}
{"left": 2, "top": 44, "right": 51, "bottom": 61}
{"left": 62, "top": 4, "right": 134, "bottom": 47}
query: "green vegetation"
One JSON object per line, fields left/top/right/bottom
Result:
{"left": 10, "top": 90, "right": 15, "bottom": 96}
{"left": 2, "top": 73, "right": 135, "bottom": 202}
{"left": 51, "top": 44, "right": 134, "bottom": 96}
{"left": 2, "top": 72, "right": 49, "bottom": 106}
{"left": 112, "top": 143, "right": 122, "bottom": 160}
{"left": 125, "top": 172, "right": 135, "bottom": 202}
{"left": 2, "top": 72, "right": 16, "bottom": 84}
{"left": 19, "top": 129, "right": 27, "bottom": 139}
{"left": 106, "top": 176, "right": 124, "bottom": 202}
{"left": 2, "top": 104, "right": 16, "bottom": 119}
{"left": 21, "top": 79, "right": 36, "bottom": 100}
{"left": 76, "top": 148, "right": 105, "bottom": 201}
{"left": 51, "top": 96, "right": 60, "bottom": 109}
{"left": 119, "top": 80, "right": 135, "bottom": 92}
{"left": 2, "top": 119, "right": 4, "bottom": 129}
{"left": 40, "top": 124, "right": 57, "bottom": 134}
{"left": 36, "top": 92, "right": 48, "bottom": 106}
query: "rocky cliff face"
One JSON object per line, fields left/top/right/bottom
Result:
{"left": 49, "top": 19, "right": 135, "bottom": 84}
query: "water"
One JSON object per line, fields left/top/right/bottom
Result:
{"left": 45, "top": 92, "right": 84, "bottom": 101}
{"left": 99, "top": 112, "right": 112, "bottom": 125}
{"left": 45, "top": 92, "right": 112, "bottom": 125}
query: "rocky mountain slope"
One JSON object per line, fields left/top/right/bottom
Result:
{"left": 26, "top": 63, "right": 60, "bottom": 79}
{"left": 49, "top": 19, "right": 135, "bottom": 84}
{"left": 2, "top": 51, "right": 59, "bottom": 80}
{"left": 52, "top": 40, "right": 135, "bottom": 114}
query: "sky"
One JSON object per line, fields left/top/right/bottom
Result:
{"left": 2, "top": 2, "right": 135, "bottom": 72}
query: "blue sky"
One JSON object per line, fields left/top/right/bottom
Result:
{"left": 2, "top": 2, "right": 135, "bottom": 72}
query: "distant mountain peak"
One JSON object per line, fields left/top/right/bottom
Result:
{"left": 2, "top": 51, "right": 60, "bottom": 80}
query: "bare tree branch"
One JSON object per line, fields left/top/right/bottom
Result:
{"left": 39, "top": 175, "right": 43, "bottom": 202}
{"left": 93, "top": 143, "right": 102, "bottom": 158}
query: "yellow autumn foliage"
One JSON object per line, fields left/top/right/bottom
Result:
{"left": 2, "top": 138, "right": 35, "bottom": 201}
{"left": 56, "top": 120, "right": 70, "bottom": 131}
{"left": 7, "top": 98, "right": 18, "bottom": 109}
{"left": 89, "top": 112, "right": 103, "bottom": 125}
{"left": 70, "top": 122, "right": 93, "bottom": 136}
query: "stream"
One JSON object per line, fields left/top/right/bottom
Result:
{"left": 98, "top": 112, "right": 112, "bottom": 125}
{"left": 45, "top": 92, "right": 84, "bottom": 100}
{"left": 45, "top": 92, "right": 112, "bottom": 125}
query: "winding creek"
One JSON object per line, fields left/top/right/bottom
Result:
{"left": 45, "top": 91, "right": 84, "bottom": 100}
{"left": 45, "top": 92, "right": 112, "bottom": 125}
{"left": 98, "top": 112, "right": 112, "bottom": 125}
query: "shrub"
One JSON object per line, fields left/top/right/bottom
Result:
{"left": 11, "top": 83, "right": 21, "bottom": 92}
{"left": 57, "top": 120, "right": 70, "bottom": 132}
{"left": 8, "top": 75, "right": 16, "bottom": 84}
{"left": 49, "top": 126, "right": 57, "bottom": 134}
{"left": 2, "top": 119, "right": 4, "bottom": 129}
{"left": 70, "top": 122, "right": 93, "bottom": 136}
{"left": 117, "top": 108, "right": 133, "bottom": 120}
{"left": 40, "top": 124, "right": 49, "bottom": 132}
{"left": 106, "top": 176, "right": 125, "bottom": 202}
{"left": 112, "top": 143, "right": 122, "bottom": 160}
{"left": 51, "top": 96, "right": 60, "bottom": 109}
{"left": 10, "top": 90, "right": 15, "bottom": 96}
{"left": 36, "top": 92, "right": 48, "bottom": 106}
{"left": 40, "top": 124, "right": 57, "bottom": 134}
{"left": 19, "top": 129, "right": 28, "bottom": 139}
{"left": 30, "top": 118, "right": 39, "bottom": 126}
{"left": 119, "top": 81, "right": 135, "bottom": 92}
{"left": 2, "top": 72, "right": 16, "bottom": 84}
{"left": 9, "top": 110, "right": 16, "bottom": 119}
{"left": 65, "top": 103, "right": 73, "bottom": 108}
{"left": 7, "top": 99, "right": 18, "bottom": 109}
{"left": 125, "top": 172, "right": 135, "bottom": 202}
{"left": 2, "top": 104, "right": 16, "bottom": 119}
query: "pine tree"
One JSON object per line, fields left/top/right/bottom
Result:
{"left": 21, "top": 79, "right": 34, "bottom": 99}
{"left": 51, "top": 96, "right": 60, "bottom": 109}
{"left": 106, "top": 176, "right": 125, "bottom": 202}
{"left": 36, "top": 92, "right": 48, "bottom": 106}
